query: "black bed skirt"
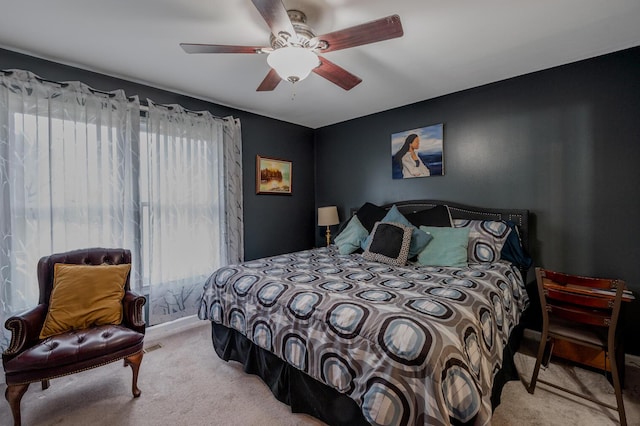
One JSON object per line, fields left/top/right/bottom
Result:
{"left": 210, "top": 322, "right": 523, "bottom": 426}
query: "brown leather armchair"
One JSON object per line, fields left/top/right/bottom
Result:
{"left": 2, "top": 248, "right": 146, "bottom": 426}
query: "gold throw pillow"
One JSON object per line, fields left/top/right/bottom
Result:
{"left": 39, "top": 263, "right": 131, "bottom": 339}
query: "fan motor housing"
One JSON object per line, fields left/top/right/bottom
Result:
{"left": 270, "top": 10, "right": 320, "bottom": 49}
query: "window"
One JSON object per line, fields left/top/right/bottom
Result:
{"left": 1, "top": 72, "right": 243, "bottom": 349}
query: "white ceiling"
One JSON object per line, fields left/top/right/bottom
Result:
{"left": 1, "top": 0, "right": 639, "bottom": 129}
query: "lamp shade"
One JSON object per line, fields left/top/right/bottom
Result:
{"left": 267, "top": 46, "right": 320, "bottom": 83}
{"left": 318, "top": 206, "right": 339, "bottom": 226}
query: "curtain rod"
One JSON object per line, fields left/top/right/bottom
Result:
{"left": 141, "top": 101, "right": 228, "bottom": 120}
{"left": 3, "top": 69, "right": 230, "bottom": 119}
{"left": 1, "top": 69, "right": 69, "bottom": 87}
{"left": 2, "top": 69, "right": 117, "bottom": 97}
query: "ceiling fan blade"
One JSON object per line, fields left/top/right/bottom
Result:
{"left": 180, "top": 43, "right": 269, "bottom": 54}
{"left": 313, "top": 56, "right": 362, "bottom": 91}
{"left": 257, "top": 68, "right": 281, "bottom": 91}
{"left": 314, "top": 14, "right": 403, "bottom": 53}
{"left": 251, "top": 0, "right": 296, "bottom": 39}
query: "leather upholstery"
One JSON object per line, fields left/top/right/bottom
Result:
{"left": 5, "top": 325, "right": 144, "bottom": 383}
{"left": 3, "top": 248, "right": 146, "bottom": 370}
{"left": 2, "top": 248, "right": 146, "bottom": 426}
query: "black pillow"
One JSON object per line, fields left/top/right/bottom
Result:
{"left": 405, "top": 205, "right": 453, "bottom": 227}
{"left": 355, "top": 202, "right": 388, "bottom": 232}
{"left": 500, "top": 221, "right": 533, "bottom": 270}
{"left": 362, "top": 222, "right": 412, "bottom": 266}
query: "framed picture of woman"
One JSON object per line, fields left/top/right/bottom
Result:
{"left": 391, "top": 123, "right": 444, "bottom": 179}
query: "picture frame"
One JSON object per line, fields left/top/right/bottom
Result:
{"left": 391, "top": 123, "right": 444, "bottom": 179}
{"left": 256, "top": 155, "right": 292, "bottom": 195}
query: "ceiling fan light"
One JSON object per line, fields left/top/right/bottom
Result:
{"left": 267, "top": 46, "right": 320, "bottom": 83}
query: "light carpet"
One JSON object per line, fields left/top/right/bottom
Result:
{"left": 1, "top": 322, "right": 638, "bottom": 425}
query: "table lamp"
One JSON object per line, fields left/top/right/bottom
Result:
{"left": 318, "top": 206, "right": 339, "bottom": 246}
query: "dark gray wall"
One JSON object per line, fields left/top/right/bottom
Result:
{"left": 315, "top": 46, "right": 640, "bottom": 354}
{"left": 0, "top": 48, "right": 316, "bottom": 261}
{"left": 4, "top": 46, "right": 640, "bottom": 354}
{"left": 241, "top": 115, "right": 315, "bottom": 260}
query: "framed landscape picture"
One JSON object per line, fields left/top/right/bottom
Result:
{"left": 391, "top": 123, "right": 444, "bottom": 179}
{"left": 256, "top": 155, "right": 292, "bottom": 195}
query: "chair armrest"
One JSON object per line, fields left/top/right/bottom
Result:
{"left": 2, "top": 304, "right": 48, "bottom": 360}
{"left": 122, "top": 291, "right": 146, "bottom": 334}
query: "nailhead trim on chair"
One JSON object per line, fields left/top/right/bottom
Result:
{"left": 9, "top": 349, "right": 144, "bottom": 386}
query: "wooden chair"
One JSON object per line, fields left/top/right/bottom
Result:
{"left": 528, "top": 267, "right": 627, "bottom": 425}
{"left": 2, "top": 248, "right": 146, "bottom": 426}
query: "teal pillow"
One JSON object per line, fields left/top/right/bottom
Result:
{"left": 417, "top": 226, "right": 470, "bottom": 267}
{"left": 334, "top": 215, "right": 369, "bottom": 255}
{"left": 362, "top": 205, "right": 431, "bottom": 257}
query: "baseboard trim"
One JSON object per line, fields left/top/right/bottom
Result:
{"left": 146, "top": 315, "right": 205, "bottom": 342}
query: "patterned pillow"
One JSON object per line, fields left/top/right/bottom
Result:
{"left": 363, "top": 222, "right": 412, "bottom": 266}
{"left": 453, "top": 219, "right": 512, "bottom": 263}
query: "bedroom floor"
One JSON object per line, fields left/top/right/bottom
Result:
{"left": 0, "top": 322, "right": 638, "bottom": 426}
{"left": 493, "top": 329, "right": 640, "bottom": 425}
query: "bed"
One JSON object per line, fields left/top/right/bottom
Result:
{"left": 198, "top": 200, "right": 531, "bottom": 426}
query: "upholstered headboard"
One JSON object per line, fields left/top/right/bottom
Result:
{"left": 380, "top": 200, "right": 530, "bottom": 253}
{"left": 349, "top": 199, "right": 531, "bottom": 278}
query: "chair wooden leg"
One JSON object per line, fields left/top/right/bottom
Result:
{"left": 124, "top": 351, "right": 143, "bottom": 397}
{"left": 528, "top": 333, "right": 550, "bottom": 394}
{"left": 5, "top": 383, "right": 30, "bottom": 426}
{"left": 41, "top": 379, "right": 50, "bottom": 390}
{"left": 608, "top": 351, "right": 627, "bottom": 426}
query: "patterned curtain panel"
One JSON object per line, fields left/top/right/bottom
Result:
{"left": 222, "top": 117, "right": 244, "bottom": 265}
{"left": 0, "top": 70, "right": 140, "bottom": 350}
{"left": 144, "top": 101, "right": 243, "bottom": 325}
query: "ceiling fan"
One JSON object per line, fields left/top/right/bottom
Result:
{"left": 180, "top": 0, "right": 403, "bottom": 91}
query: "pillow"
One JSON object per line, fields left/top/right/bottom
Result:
{"left": 334, "top": 215, "right": 369, "bottom": 255}
{"left": 417, "top": 226, "right": 470, "bottom": 267}
{"left": 362, "top": 222, "right": 412, "bottom": 266}
{"left": 334, "top": 217, "right": 352, "bottom": 239}
{"left": 405, "top": 205, "right": 453, "bottom": 227}
{"left": 355, "top": 202, "right": 388, "bottom": 233}
{"left": 453, "top": 219, "right": 512, "bottom": 263}
{"left": 500, "top": 221, "right": 533, "bottom": 269}
{"left": 39, "top": 263, "right": 131, "bottom": 339}
{"left": 366, "top": 205, "right": 431, "bottom": 258}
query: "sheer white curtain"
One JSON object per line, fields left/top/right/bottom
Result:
{"left": 0, "top": 70, "right": 140, "bottom": 349}
{"left": 144, "top": 101, "right": 243, "bottom": 325}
